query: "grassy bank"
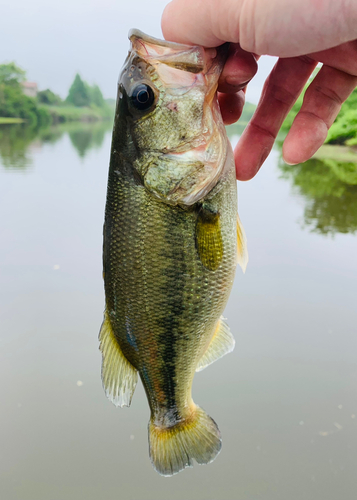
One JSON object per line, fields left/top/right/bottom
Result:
{"left": 0, "top": 117, "right": 25, "bottom": 124}
{"left": 0, "top": 104, "right": 114, "bottom": 126}
{"left": 46, "top": 104, "right": 113, "bottom": 124}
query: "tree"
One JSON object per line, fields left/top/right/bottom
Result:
{"left": 0, "top": 62, "right": 26, "bottom": 88}
{"left": 88, "top": 84, "right": 105, "bottom": 107}
{"left": 66, "top": 74, "right": 90, "bottom": 107}
{"left": 37, "top": 89, "right": 62, "bottom": 106}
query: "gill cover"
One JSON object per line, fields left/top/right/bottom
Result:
{"left": 119, "top": 30, "right": 229, "bottom": 207}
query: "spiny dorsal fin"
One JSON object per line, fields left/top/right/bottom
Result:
{"left": 99, "top": 311, "right": 138, "bottom": 407}
{"left": 196, "top": 209, "right": 223, "bottom": 271}
{"left": 237, "top": 214, "right": 248, "bottom": 273}
{"left": 196, "top": 317, "right": 235, "bottom": 372}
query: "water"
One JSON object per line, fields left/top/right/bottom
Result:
{"left": 1, "top": 123, "right": 357, "bottom": 500}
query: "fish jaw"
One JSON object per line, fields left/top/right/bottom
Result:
{"left": 117, "top": 30, "right": 229, "bottom": 206}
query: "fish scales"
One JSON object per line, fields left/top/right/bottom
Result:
{"left": 100, "top": 30, "right": 248, "bottom": 476}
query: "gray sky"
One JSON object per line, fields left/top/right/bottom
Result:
{"left": 1, "top": 0, "right": 276, "bottom": 103}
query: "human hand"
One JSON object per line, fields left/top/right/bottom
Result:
{"left": 162, "top": 0, "right": 357, "bottom": 180}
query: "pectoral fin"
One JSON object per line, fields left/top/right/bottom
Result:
{"left": 196, "top": 209, "right": 223, "bottom": 271}
{"left": 196, "top": 317, "right": 235, "bottom": 372}
{"left": 99, "top": 311, "right": 138, "bottom": 407}
{"left": 237, "top": 214, "right": 248, "bottom": 273}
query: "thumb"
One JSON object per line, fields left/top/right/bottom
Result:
{"left": 161, "top": 0, "right": 244, "bottom": 47}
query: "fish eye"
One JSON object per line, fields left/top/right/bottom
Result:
{"left": 130, "top": 84, "right": 155, "bottom": 111}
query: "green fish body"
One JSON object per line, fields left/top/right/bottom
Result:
{"left": 100, "top": 30, "right": 248, "bottom": 476}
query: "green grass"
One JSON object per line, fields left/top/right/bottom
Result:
{"left": 312, "top": 144, "right": 357, "bottom": 163}
{"left": 47, "top": 104, "right": 113, "bottom": 123}
{"left": 0, "top": 117, "right": 25, "bottom": 124}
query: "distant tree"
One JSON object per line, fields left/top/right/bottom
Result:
{"left": 37, "top": 89, "right": 62, "bottom": 106}
{"left": 88, "top": 84, "right": 105, "bottom": 107}
{"left": 0, "top": 62, "right": 26, "bottom": 88}
{"left": 66, "top": 74, "right": 90, "bottom": 107}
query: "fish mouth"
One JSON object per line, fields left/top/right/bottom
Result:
{"left": 129, "top": 29, "right": 228, "bottom": 75}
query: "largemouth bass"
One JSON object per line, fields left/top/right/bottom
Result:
{"left": 99, "top": 29, "right": 248, "bottom": 476}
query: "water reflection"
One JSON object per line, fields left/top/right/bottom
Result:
{"left": 0, "top": 120, "right": 113, "bottom": 169}
{"left": 68, "top": 122, "right": 112, "bottom": 158}
{"left": 0, "top": 124, "right": 39, "bottom": 170}
{"left": 279, "top": 148, "right": 357, "bottom": 236}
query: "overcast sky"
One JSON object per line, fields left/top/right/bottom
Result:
{"left": 1, "top": 0, "right": 276, "bottom": 103}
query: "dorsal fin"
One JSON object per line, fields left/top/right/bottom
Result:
{"left": 196, "top": 317, "right": 235, "bottom": 372}
{"left": 99, "top": 311, "right": 138, "bottom": 407}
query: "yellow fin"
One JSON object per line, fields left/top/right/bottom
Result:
{"left": 149, "top": 405, "right": 221, "bottom": 476}
{"left": 99, "top": 311, "right": 138, "bottom": 408}
{"left": 196, "top": 209, "right": 223, "bottom": 271}
{"left": 196, "top": 317, "right": 235, "bottom": 372}
{"left": 237, "top": 214, "right": 248, "bottom": 273}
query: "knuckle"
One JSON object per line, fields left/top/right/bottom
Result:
{"left": 313, "top": 85, "right": 343, "bottom": 106}
{"left": 268, "top": 83, "right": 296, "bottom": 107}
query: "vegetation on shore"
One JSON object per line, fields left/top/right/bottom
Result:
{"left": 0, "top": 117, "right": 25, "bottom": 124}
{"left": 0, "top": 62, "right": 114, "bottom": 126}
{"left": 0, "top": 63, "right": 50, "bottom": 126}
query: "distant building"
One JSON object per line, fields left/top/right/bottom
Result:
{"left": 22, "top": 82, "right": 38, "bottom": 98}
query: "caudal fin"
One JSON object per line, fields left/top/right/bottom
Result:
{"left": 149, "top": 405, "right": 221, "bottom": 476}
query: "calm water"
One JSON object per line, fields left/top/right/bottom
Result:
{"left": 1, "top": 122, "right": 357, "bottom": 500}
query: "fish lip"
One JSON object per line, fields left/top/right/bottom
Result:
{"left": 128, "top": 29, "right": 230, "bottom": 62}
{"left": 129, "top": 29, "right": 198, "bottom": 52}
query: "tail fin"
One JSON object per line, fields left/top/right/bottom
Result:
{"left": 149, "top": 405, "right": 221, "bottom": 476}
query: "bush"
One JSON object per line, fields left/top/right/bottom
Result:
{"left": 37, "top": 89, "right": 62, "bottom": 106}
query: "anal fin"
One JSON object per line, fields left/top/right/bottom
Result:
{"left": 99, "top": 311, "right": 138, "bottom": 407}
{"left": 196, "top": 317, "right": 235, "bottom": 372}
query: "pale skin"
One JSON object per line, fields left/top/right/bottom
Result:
{"left": 161, "top": 0, "right": 357, "bottom": 180}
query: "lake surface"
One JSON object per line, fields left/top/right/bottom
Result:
{"left": 1, "top": 122, "right": 357, "bottom": 500}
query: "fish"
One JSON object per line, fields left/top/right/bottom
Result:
{"left": 99, "top": 29, "right": 248, "bottom": 476}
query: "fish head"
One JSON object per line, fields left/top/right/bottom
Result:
{"left": 116, "top": 29, "right": 230, "bottom": 206}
